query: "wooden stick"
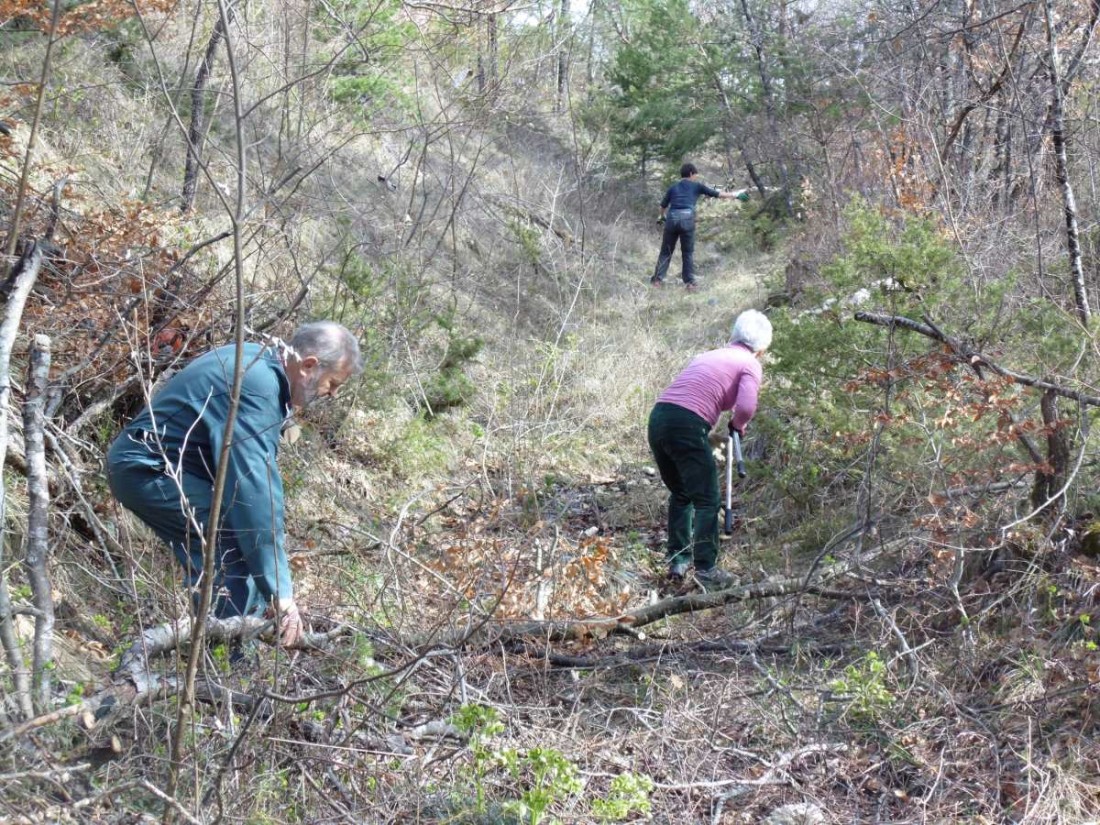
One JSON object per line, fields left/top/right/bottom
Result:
{"left": 0, "top": 241, "right": 44, "bottom": 721}
{"left": 23, "top": 333, "right": 53, "bottom": 713}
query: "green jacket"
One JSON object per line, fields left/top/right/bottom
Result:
{"left": 120, "top": 342, "right": 294, "bottom": 603}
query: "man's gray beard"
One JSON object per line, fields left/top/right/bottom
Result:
{"left": 299, "top": 372, "right": 323, "bottom": 408}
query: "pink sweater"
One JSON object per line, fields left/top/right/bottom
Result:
{"left": 657, "top": 343, "right": 762, "bottom": 430}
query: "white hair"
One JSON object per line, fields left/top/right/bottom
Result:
{"left": 731, "top": 309, "right": 773, "bottom": 353}
{"left": 289, "top": 321, "right": 363, "bottom": 374}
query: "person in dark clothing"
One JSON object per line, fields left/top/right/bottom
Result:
{"left": 107, "top": 322, "right": 362, "bottom": 646}
{"left": 651, "top": 162, "right": 743, "bottom": 290}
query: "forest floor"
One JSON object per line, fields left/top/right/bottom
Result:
{"left": 8, "top": 221, "right": 1100, "bottom": 825}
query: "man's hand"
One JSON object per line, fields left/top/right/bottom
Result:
{"left": 729, "top": 422, "right": 744, "bottom": 438}
{"left": 656, "top": 215, "right": 665, "bottom": 225}
{"left": 267, "top": 598, "right": 305, "bottom": 647}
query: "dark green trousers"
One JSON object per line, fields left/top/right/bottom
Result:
{"left": 647, "top": 402, "right": 720, "bottom": 569}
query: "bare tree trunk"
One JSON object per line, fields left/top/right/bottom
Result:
{"left": 556, "top": 0, "right": 570, "bottom": 112}
{"left": 0, "top": 242, "right": 44, "bottom": 722}
{"left": 22, "top": 333, "right": 52, "bottom": 713}
{"left": 738, "top": 0, "right": 792, "bottom": 215}
{"left": 1044, "top": 0, "right": 1090, "bottom": 324}
{"left": 1030, "top": 390, "right": 1069, "bottom": 516}
{"left": 180, "top": 8, "right": 235, "bottom": 214}
{"left": 488, "top": 13, "right": 498, "bottom": 91}
{"left": 3, "top": 0, "right": 62, "bottom": 258}
{"left": 710, "top": 73, "right": 765, "bottom": 194}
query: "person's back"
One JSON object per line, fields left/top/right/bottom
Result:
{"left": 657, "top": 343, "right": 762, "bottom": 430}
{"left": 647, "top": 310, "right": 772, "bottom": 588}
{"left": 651, "top": 162, "right": 735, "bottom": 289}
{"left": 662, "top": 178, "right": 718, "bottom": 213}
{"left": 119, "top": 342, "right": 289, "bottom": 480}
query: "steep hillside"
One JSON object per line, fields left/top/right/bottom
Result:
{"left": 3, "top": 2, "right": 1100, "bottom": 823}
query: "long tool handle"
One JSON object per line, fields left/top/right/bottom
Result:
{"left": 733, "top": 430, "right": 747, "bottom": 478}
{"left": 724, "top": 433, "right": 735, "bottom": 534}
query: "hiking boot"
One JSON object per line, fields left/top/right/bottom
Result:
{"left": 650, "top": 277, "right": 664, "bottom": 288}
{"left": 694, "top": 566, "right": 736, "bottom": 590}
{"left": 684, "top": 282, "right": 698, "bottom": 293}
{"left": 668, "top": 561, "right": 690, "bottom": 581}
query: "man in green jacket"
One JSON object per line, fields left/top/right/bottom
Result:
{"left": 107, "top": 321, "right": 362, "bottom": 646}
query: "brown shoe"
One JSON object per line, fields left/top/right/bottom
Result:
{"left": 684, "top": 282, "right": 698, "bottom": 292}
{"left": 650, "top": 278, "right": 664, "bottom": 288}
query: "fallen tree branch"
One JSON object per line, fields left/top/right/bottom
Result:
{"left": 116, "top": 613, "right": 350, "bottom": 691}
{"left": 507, "top": 635, "right": 848, "bottom": 670}
{"left": 0, "top": 615, "right": 351, "bottom": 743}
{"left": 477, "top": 552, "right": 882, "bottom": 647}
{"left": 854, "top": 311, "right": 1100, "bottom": 407}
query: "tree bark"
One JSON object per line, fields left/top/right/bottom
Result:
{"left": 1044, "top": 0, "right": 1090, "bottom": 324}
{"left": 709, "top": 71, "right": 766, "bottom": 194}
{"left": 1030, "top": 390, "right": 1070, "bottom": 516}
{"left": 3, "top": 0, "right": 62, "bottom": 258}
{"left": 556, "top": 0, "right": 570, "bottom": 111}
{"left": 0, "top": 242, "right": 44, "bottom": 722}
{"left": 180, "top": 7, "right": 236, "bottom": 214}
{"left": 739, "top": 0, "right": 792, "bottom": 215}
{"left": 22, "top": 333, "right": 53, "bottom": 714}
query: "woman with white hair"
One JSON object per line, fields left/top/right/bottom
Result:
{"left": 647, "top": 309, "right": 772, "bottom": 589}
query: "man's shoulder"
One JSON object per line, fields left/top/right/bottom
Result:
{"left": 183, "top": 343, "right": 284, "bottom": 392}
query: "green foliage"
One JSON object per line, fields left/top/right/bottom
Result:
{"left": 453, "top": 702, "right": 505, "bottom": 739}
{"left": 603, "top": 0, "right": 715, "bottom": 174}
{"left": 316, "top": 0, "right": 415, "bottom": 118}
{"left": 820, "top": 198, "right": 960, "bottom": 304}
{"left": 64, "top": 682, "right": 85, "bottom": 706}
{"left": 449, "top": 705, "right": 581, "bottom": 824}
{"left": 591, "top": 772, "right": 654, "bottom": 821}
{"left": 510, "top": 220, "right": 543, "bottom": 266}
{"left": 422, "top": 309, "right": 483, "bottom": 416}
{"left": 502, "top": 747, "right": 582, "bottom": 825}
{"left": 759, "top": 199, "right": 990, "bottom": 530}
{"left": 828, "top": 651, "right": 894, "bottom": 723}
{"left": 452, "top": 703, "right": 506, "bottom": 816}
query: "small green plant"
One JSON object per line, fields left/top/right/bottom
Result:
{"left": 829, "top": 651, "right": 894, "bottom": 723}
{"left": 209, "top": 643, "right": 232, "bottom": 675}
{"left": 64, "top": 682, "right": 85, "bottom": 706}
{"left": 452, "top": 704, "right": 506, "bottom": 814}
{"left": 450, "top": 706, "right": 581, "bottom": 823}
{"left": 591, "top": 772, "right": 654, "bottom": 821}
{"left": 503, "top": 747, "right": 582, "bottom": 825}
{"left": 422, "top": 310, "right": 483, "bottom": 415}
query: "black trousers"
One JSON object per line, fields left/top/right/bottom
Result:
{"left": 647, "top": 402, "right": 720, "bottom": 569}
{"left": 652, "top": 209, "right": 696, "bottom": 284}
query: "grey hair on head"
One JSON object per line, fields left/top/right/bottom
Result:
{"left": 731, "top": 309, "right": 773, "bottom": 353}
{"left": 288, "top": 321, "right": 363, "bottom": 374}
